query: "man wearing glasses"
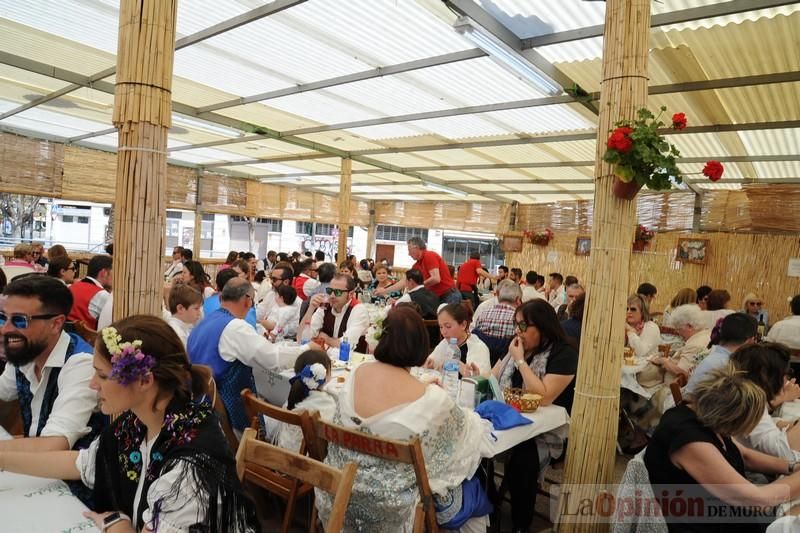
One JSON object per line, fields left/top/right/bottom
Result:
{"left": 299, "top": 274, "right": 369, "bottom": 356}
{"left": 256, "top": 262, "right": 295, "bottom": 324}
{"left": 0, "top": 276, "right": 98, "bottom": 452}
{"left": 188, "top": 278, "right": 293, "bottom": 432}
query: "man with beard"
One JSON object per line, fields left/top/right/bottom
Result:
{"left": 0, "top": 275, "right": 97, "bottom": 451}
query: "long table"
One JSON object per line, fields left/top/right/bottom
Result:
{"left": 0, "top": 427, "right": 100, "bottom": 532}
{"left": 253, "top": 351, "right": 570, "bottom": 458}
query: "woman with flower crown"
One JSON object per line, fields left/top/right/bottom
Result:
{"left": 0, "top": 315, "right": 257, "bottom": 532}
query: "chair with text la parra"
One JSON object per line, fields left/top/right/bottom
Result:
{"left": 241, "top": 388, "right": 319, "bottom": 533}
{"left": 301, "top": 410, "right": 440, "bottom": 533}
{"left": 236, "top": 428, "right": 357, "bottom": 533}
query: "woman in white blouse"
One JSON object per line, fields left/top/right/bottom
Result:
{"left": 0, "top": 315, "right": 256, "bottom": 532}
{"left": 733, "top": 342, "right": 800, "bottom": 461}
{"left": 625, "top": 294, "right": 660, "bottom": 357}
{"left": 425, "top": 303, "right": 492, "bottom": 377}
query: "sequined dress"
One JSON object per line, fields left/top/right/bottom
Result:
{"left": 315, "top": 362, "right": 490, "bottom": 532}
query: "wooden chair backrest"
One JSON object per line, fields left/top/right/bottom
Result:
{"left": 73, "top": 320, "right": 98, "bottom": 346}
{"left": 241, "top": 389, "right": 310, "bottom": 455}
{"left": 660, "top": 325, "right": 678, "bottom": 336}
{"left": 302, "top": 411, "right": 439, "bottom": 533}
{"left": 670, "top": 373, "right": 688, "bottom": 405}
{"left": 236, "top": 428, "right": 357, "bottom": 533}
{"left": 192, "top": 364, "right": 239, "bottom": 452}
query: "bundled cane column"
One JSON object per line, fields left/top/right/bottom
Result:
{"left": 338, "top": 158, "right": 352, "bottom": 263}
{"left": 112, "top": 0, "right": 177, "bottom": 319}
{"left": 559, "top": 1, "right": 651, "bottom": 530}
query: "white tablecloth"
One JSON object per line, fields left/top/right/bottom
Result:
{"left": 620, "top": 358, "right": 662, "bottom": 399}
{"left": 0, "top": 427, "right": 99, "bottom": 532}
{"left": 487, "top": 404, "right": 570, "bottom": 456}
{"left": 262, "top": 355, "right": 570, "bottom": 458}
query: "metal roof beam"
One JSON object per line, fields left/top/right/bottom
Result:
{"left": 0, "top": 0, "right": 307, "bottom": 120}
{"left": 196, "top": 49, "right": 486, "bottom": 114}
{"left": 444, "top": 0, "right": 595, "bottom": 114}
{"left": 522, "top": 0, "right": 800, "bottom": 48}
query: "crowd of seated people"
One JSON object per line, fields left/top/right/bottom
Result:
{"left": 4, "top": 238, "right": 800, "bottom": 532}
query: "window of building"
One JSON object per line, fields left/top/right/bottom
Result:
{"left": 441, "top": 237, "right": 502, "bottom": 271}
{"left": 376, "top": 225, "right": 428, "bottom": 242}
{"left": 77, "top": 216, "right": 89, "bottom": 224}
{"left": 62, "top": 215, "right": 74, "bottom": 223}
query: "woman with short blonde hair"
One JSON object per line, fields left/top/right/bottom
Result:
{"left": 645, "top": 364, "right": 800, "bottom": 531}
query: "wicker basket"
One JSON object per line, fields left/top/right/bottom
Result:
{"left": 503, "top": 388, "right": 542, "bottom": 412}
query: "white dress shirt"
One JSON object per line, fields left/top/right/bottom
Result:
{"left": 164, "top": 260, "right": 184, "bottom": 280}
{"left": 84, "top": 276, "right": 110, "bottom": 323}
{"left": 309, "top": 302, "right": 370, "bottom": 355}
{"left": 766, "top": 315, "right": 800, "bottom": 350}
{"left": 521, "top": 285, "right": 544, "bottom": 303}
{"left": 256, "top": 291, "right": 278, "bottom": 321}
{"left": 0, "top": 332, "right": 97, "bottom": 447}
{"left": 166, "top": 315, "right": 194, "bottom": 347}
{"left": 218, "top": 318, "right": 297, "bottom": 370}
{"left": 548, "top": 286, "right": 567, "bottom": 309}
{"left": 267, "top": 303, "right": 301, "bottom": 338}
{"left": 396, "top": 285, "right": 424, "bottom": 305}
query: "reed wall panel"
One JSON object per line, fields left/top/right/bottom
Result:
{"left": 166, "top": 166, "right": 197, "bottom": 210}
{"left": 0, "top": 133, "right": 63, "bottom": 196}
{"left": 506, "top": 230, "right": 800, "bottom": 321}
{"left": 63, "top": 145, "right": 117, "bottom": 203}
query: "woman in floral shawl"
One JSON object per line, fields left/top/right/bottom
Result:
{"left": 0, "top": 315, "right": 257, "bottom": 532}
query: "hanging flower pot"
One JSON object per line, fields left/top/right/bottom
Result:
{"left": 632, "top": 224, "right": 654, "bottom": 252}
{"left": 612, "top": 176, "right": 644, "bottom": 200}
{"left": 632, "top": 240, "right": 647, "bottom": 252}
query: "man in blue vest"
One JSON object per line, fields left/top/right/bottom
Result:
{"left": 0, "top": 275, "right": 98, "bottom": 451}
{"left": 187, "top": 277, "right": 293, "bottom": 433}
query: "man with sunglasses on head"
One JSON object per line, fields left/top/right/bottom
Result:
{"left": 299, "top": 274, "right": 369, "bottom": 356}
{"left": 0, "top": 276, "right": 99, "bottom": 452}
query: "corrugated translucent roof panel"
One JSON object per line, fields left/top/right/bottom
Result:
{"left": 1, "top": 0, "right": 118, "bottom": 54}
{"left": 737, "top": 129, "right": 800, "bottom": 156}
{"left": 176, "top": 0, "right": 272, "bottom": 36}
{"left": 475, "top": 142, "right": 594, "bottom": 163}
{"left": 1, "top": 101, "right": 110, "bottom": 138}
{"left": 752, "top": 162, "right": 800, "bottom": 179}
{"left": 0, "top": 19, "right": 115, "bottom": 76}
{"left": 218, "top": 103, "right": 325, "bottom": 133}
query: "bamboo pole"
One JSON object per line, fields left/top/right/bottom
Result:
{"left": 338, "top": 158, "right": 352, "bottom": 262}
{"left": 112, "top": 0, "right": 177, "bottom": 320}
{"left": 365, "top": 201, "right": 377, "bottom": 260}
{"left": 558, "top": 1, "right": 651, "bottom": 531}
{"left": 194, "top": 171, "right": 203, "bottom": 257}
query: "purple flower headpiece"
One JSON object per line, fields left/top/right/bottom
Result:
{"left": 101, "top": 326, "right": 157, "bottom": 385}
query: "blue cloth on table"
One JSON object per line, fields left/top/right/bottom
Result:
{"left": 474, "top": 400, "right": 533, "bottom": 430}
{"left": 436, "top": 476, "right": 493, "bottom": 529}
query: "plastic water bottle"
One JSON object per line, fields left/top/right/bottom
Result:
{"left": 299, "top": 322, "right": 312, "bottom": 345}
{"left": 442, "top": 337, "right": 461, "bottom": 402}
{"left": 339, "top": 338, "right": 351, "bottom": 363}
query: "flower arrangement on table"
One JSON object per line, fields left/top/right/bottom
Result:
{"left": 603, "top": 107, "right": 724, "bottom": 200}
{"left": 523, "top": 228, "right": 554, "bottom": 246}
{"left": 633, "top": 224, "right": 655, "bottom": 252}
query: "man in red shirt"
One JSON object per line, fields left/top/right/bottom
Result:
{"left": 457, "top": 252, "right": 495, "bottom": 308}
{"left": 374, "top": 237, "right": 461, "bottom": 305}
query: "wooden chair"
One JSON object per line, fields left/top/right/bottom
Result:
{"left": 659, "top": 325, "right": 678, "bottom": 336}
{"left": 73, "top": 320, "right": 98, "bottom": 346}
{"left": 669, "top": 373, "right": 688, "bottom": 405}
{"left": 241, "top": 389, "right": 317, "bottom": 533}
{"left": 192, "top": 364, "right": 239, "bottom": 452}
{"left": 423, "top": 319, "right": 441, "bottom": 348}
{"left": 302, "top": 411, "right": 439, "bottom": 533}
{"left": 650, "top": 311, "right": 664, "bottom": 325}
{"left": 236, "top": 428, "right": 357, "bottom": 533}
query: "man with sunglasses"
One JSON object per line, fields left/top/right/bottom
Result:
{"left": 300, "top": 274, "right": 369, "bottom": 355}
{"left": 0, "top": 276, "right": 98, "bottom": 452}
{"left": 255, "top": 262, "right": 295, "bottom": 325}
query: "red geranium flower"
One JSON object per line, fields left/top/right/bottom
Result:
{"left": 672, "top": 112, "right": 687, "bottom": 130}
{"left": 607, "top": 126, "right": 634, "bottom": 153}
{"left": 703, "top": 160, "right": 724, "bottom": 182}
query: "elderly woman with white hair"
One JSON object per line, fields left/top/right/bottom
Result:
{"left": 650, "top": 303, "right": 711, "bottom": 382}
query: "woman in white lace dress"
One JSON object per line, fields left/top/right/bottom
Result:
{"left": 315, "top": 306, "right": 492, "bottom": 533}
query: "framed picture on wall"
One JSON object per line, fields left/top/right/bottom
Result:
{"left": 575, "top": 236, "right": 591, "bottom": 256}
{"left": 676, "top": 238, "right": 709, "bottom": 264}
{"left": 501, "top": 235, "right": 523, "bottom": 253}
